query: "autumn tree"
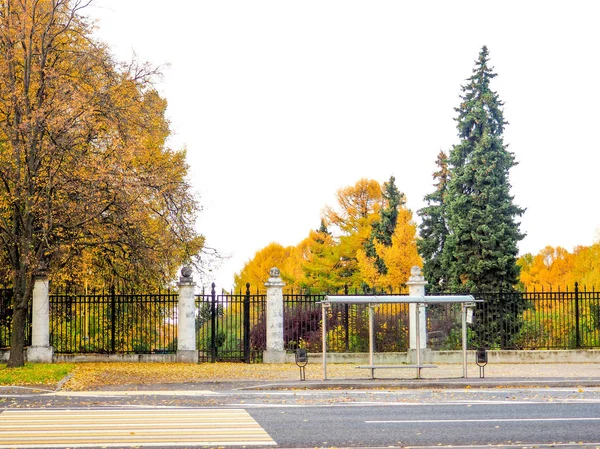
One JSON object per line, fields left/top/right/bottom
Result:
{"left": 0, "top": 0, "right": 204, "bottom": 366}
{"left": 233, "top": 243, "right": 300, "bottom": 294}
{"left": 417, "top": 150, "right": 450, "bottom": 292}
{"left": 320, "top": 178, "right": 383, "bottom": 290}
{"left": 572, "top": 243, "right": 600, "bottom": 288}
{"left": 296, "top": 221, "right": 341, "bottom": 292}
{"left": 443, "top": 46, "right": 524, "bottom": 292}
{"left": 357, "top": 207, "right": 421, "bottom": 290}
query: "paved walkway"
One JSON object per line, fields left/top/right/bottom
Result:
{"left": 231, "top": 362, "right": 600, "bottom": 390}
{"left": 72, "top": 362, "right": 600, "bottom": 392}
{"left": 3, "top": 362, "right": 599, "bottom": 394}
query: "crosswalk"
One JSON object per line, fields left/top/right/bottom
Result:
{"left": 0, "top": 408, "right": 276, "bottom": 448}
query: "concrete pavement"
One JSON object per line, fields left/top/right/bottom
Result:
{"left": 3, "top": 362, "right": 599, "bottom": 394}
{"left": 234, "top": 361, "right": 600, "bottom": 390}
{"left": 69, "top": 362, "right": 600, "bottom": 392}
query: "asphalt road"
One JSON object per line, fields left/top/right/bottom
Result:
{"left": 249, "top": 402, "right": 600, "bottom": 448}
{"left": 2, "top": 387, "right": 600, "bottom": 448}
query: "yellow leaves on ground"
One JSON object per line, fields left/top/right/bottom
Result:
{"left": 64, "top": 362, "right": 372, "bottom": 390}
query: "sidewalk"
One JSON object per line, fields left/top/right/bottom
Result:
{"left": 55, "top": 361, "right": 600, "bottom": 392}
{"left": 233, "top": 362, "right": 600, "bottom": 390}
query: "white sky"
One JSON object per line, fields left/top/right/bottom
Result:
{"left": 89, "top": 1, "right": 600, "bottom": 289}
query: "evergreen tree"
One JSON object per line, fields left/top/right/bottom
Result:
{"left": 443, "top": 46, "right": 525, "bottom": 348}
{"left": 373, "top": 176, "right": 405, "bottom": 246}
{"left": 417, "top": 151, "right": 450, "bottom": 292}
{"left": 365, "top": 176, "right": 405, "bottom": 276}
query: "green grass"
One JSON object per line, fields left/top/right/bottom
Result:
{"left": 0, "top": 363, "right": 75, "bottom": 386}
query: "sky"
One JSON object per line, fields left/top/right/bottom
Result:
{"left": 88, "top": 1, "right": 600, "bottom": 289}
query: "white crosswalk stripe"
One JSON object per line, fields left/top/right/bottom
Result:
{"left": 0, "top": 408, "right": 276, "bottom": 447}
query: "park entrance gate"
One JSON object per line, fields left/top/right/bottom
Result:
{"left": 195, "top": 285, "right": 266, "bottom": 362}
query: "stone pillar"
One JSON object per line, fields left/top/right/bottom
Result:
{"left": 177, "top": 266, "right": 198, "bottom": 363}
{"left": 407, "top": 266, "right": 427, "bottom": 351}
{"left": 27, "top": 269, "right": 54, "bottom": 363}
{"left": 263, "top": 267, "right": 286, "bottom": 363}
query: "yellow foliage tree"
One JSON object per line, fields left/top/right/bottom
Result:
{"left": 519, "top": 246, "right": 575, "bottom": 290}
{"left": 571, "top": 243, "right": 600, "bottom": 289}
{"left": 0, "top": 1, "right": 203, "bottom": 366}
{"left": 295, "top": 224, "right": 341, "bottom": 291}
{"left": 320, "top": 179, "right": 383, "bottom": 289}
{"left": 233, "top": 243, "right": 299, "bottom": 293}
{"left": 357, "top": 208, "right": 421, "bottom": 290}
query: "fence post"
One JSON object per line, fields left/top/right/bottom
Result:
{"left": 27, "top": 267, "right": 54, "bottom": 363}
{"left": 177, "top": 266, "right": 198, "bottom": 363}
{"left": 210, "top": 283, "right": 217, "bottom": 362}
{"left": 244, "top": 282, "right": 251, "bottom": 363}
{"left": 110, "top": 285, "right": 116, "bottom": 354}
{"left": 344, "top": 284, "right": 349, "bottom": 352}
{"left": 575, "top": 282, "right": 581, "bottom": 348}
{"left": 406, "top": 266, "right": 427, "bottom": 362}
{"left": 263, "top": 267, "right": 286, "bottom": 363}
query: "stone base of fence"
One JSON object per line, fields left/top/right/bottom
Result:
{"left": 4, "top": 349, "right": 600, "bottom": 364}
{"left": 293, "top": 349, "right": 600, "bottom": 365}
{"left": 26, "top": 346, "right": 54, "bottom": 363}
{"left": 263, "top": 350, "right": 286, "bottom": 363}
{"left": 176, "top": 350, "right": 198, "bottom": 363}
{"left": 53, "top": 353, "right": 179, "bottom": 363}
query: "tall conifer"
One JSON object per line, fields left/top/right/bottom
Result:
{"left": 443, "top": 46, "right": 525, "bottom": 293}
{"left": 417, "top": 151, "right": 450, "bottom": 292}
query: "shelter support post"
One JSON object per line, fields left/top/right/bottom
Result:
{"left": 462, "top": 302, "right": 468, "bottom": 378}
{"left": 369, "top": 305, "right": 375, "bottom": 379}
{"left": 415, "top": 302, "right": 421, "bottom": 379}
{"left": 322, "top": 302, "right": 328, "bottom": 380}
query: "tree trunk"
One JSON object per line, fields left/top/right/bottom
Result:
{"left": 7, "top": 300, "right": 28, "bottom": 367}
{"left": 7, "top": 273, "right": 33, "bottom": 368}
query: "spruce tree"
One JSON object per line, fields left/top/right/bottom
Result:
{"left": 443, "top": 46, "right": 525, "bottom": 292}
{"left": 365, "top": 176, "right": 405, "bottom": 276}
{"left": 443, "top": 46, "right": 525, "bottom": 348}
{"left": 417, "top": 151, "right": 450, "bottom": 292}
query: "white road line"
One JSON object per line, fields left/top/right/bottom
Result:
{"left": 367, "top": 417, "right": 600, "bottom": 423}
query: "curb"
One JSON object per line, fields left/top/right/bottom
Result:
{"left": 240, "top": 377, "right": 600, "bottom": 390}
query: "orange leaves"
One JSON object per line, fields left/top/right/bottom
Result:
{"left": 357, "top": 207, "right": 421, "bottom": 290}
{"left": 234, "top": 178, "right": 421, "bottom": 292}
{"left": 0, "top": 1, "right": 203, "bottom": 290}
{"left": 519, "top": 243, "right": 600, "bottom": 290}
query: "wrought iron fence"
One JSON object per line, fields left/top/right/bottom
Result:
{"left": 281, "top": 292, "right": 410, "bottom": 353}
{"left": 49, "top": 288, "right": 178, "bottom": 354}
{"left": 420, "top": 286, "right": 600, "bottom": 350}
{"left": 0, "top": 287, "right": 31, "bottom": 349}
{"left": 2, "top": 283, "right": 598, "bottom": 356}
{"left": 195, "top": 284, "right": 265, "bottom": 362}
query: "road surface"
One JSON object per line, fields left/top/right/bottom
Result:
{"left": 1, "top": 386, "right": 599, "bottom": 448}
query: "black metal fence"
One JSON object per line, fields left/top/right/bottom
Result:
{"left": 49, "top": 288, "right": 178, "bottom": 354}
{"left": 2, "top": 284, "right": 599, "bottom": 357}
{"left": 195, "top": 284, "right": 265, "bottom": 362}
{"left": 281, "top": 292, "right": 410, "bottom": 353}
{"left": 0, "top": 288, "right": 32, "bottom": 349}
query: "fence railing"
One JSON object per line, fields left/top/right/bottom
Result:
{"left": 0, "top": 288, "right": 31, "bottom": 349}
{"left": 2, "top": 284, "right": 598, "bottom": 356}
{"left": 195, "top": 284, "right": 265, "bottom": 362}
{"left": 49, "top": 288, "right": 178, "bottom": 354}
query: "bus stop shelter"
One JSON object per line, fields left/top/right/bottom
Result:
{"left": 320, "top": 295, "right": 481, "bottom": 380}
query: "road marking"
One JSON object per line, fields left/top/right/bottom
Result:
{"left": 52, "top": 390, "right": 220, "bottom": 397}
{"left": 0, "top": 408, "right": 275, "bottom": 448}
{"left": 367, "top": 417, "right": 600, "bottom": 423}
